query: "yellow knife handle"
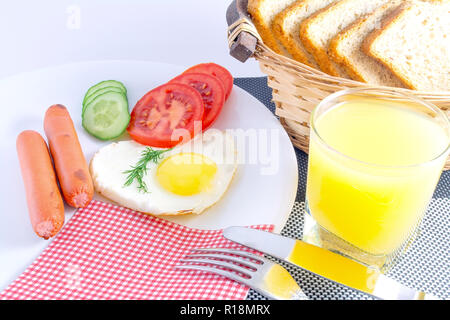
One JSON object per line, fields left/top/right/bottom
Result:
{"left": 287, "top": 240, "right": 380, "bottom": 295}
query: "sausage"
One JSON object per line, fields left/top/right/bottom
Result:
{"left": 44, "top": 104, "right": 94, "bottom": 208}
{"left": 16, "top": 130, "right": 65, "bottom": 239}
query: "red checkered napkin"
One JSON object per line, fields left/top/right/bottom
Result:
{"left": 0, "top": 200, "right": 273, "bottom": 300}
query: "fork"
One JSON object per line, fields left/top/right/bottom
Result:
{"left": 175, "top": 248, "right": 308, "bottom": 300}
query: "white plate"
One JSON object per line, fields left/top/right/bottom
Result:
{"left": 0, "top": 61, "right": 298, "bottom": 291}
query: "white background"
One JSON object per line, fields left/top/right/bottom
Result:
{"left": 0, "top": 0, "right": 263, "bottom": 80}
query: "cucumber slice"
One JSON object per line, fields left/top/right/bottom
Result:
{"left": 82, "top": 91, "right": 130, "bottom": 140}
{"left": 83, "top": 86, "right": 124, "bottom": 115}
{"left": 83, "top": 80, "right": 126, "bottom": 105}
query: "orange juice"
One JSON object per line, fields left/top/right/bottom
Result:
{"left": 306, "top": 97, "right": 449, "bottom": 256}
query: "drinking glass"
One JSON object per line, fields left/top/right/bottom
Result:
{"left": 303, "top": 88, "right": 450, "bottom": 270}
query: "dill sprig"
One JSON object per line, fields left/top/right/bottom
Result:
{"left": 123, "top": 147, "right": 171, "bottom": 193}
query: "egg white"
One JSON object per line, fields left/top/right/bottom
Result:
{"left": 90, "top": 129, "right": 237, "bottom": 215}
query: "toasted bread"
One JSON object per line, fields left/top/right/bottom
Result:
{"left": 272, "top": 0, "right": 337, "bottom": 68}
{"left": 300, "top": 0, "right": 390, "bottom": 77}
{"left": 329, "top": 1, "right": 405, "bottom": 87}
{"left": 363, "top": 1, "right": 450, "bottom": 91}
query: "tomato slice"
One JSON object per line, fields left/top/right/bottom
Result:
{"left": 127, "top": 83, "right": 204, "bottom": 148}
{"left": 183, "top": 63, "right": 233, "bottom": 100}
{"left": 169, "top": 73, "right": 225, "bottom": 130}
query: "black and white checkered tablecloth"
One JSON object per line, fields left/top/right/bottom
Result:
{"left": 234, "top": 77, "right": 450, "bottom": 300}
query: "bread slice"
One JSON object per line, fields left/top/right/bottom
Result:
{"left": 248, "top": 0, "right": 298, "bottom": 55}
{"left": 329, "top": 1, "right": 405, "bottom": 87}
{"left": 300, "top": 0, "right": 390, "bottom": 77}
{"left": 363, "top": 1, "right": 450, "bottom": 91}
{"left": 272, "top": 0, "right": 338, "bottom": 68}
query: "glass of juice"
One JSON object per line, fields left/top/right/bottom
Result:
{"left": 304, "top": 88, "right": 449, "bottom": 270}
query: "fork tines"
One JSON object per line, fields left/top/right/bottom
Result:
{"left": 175, "top": 248, "right": 265, "bottom": 282}
{"left": 175, "top": 247, "right": 308, "bottom": 300}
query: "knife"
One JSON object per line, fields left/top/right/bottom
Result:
{"left": 223, "top": 226, "right": 438, "bottom": 300}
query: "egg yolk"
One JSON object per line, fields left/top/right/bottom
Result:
{"left": 156, "top": 153, "right": 218, "bottom": 196}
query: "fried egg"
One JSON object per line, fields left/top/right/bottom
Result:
{"left": 90, "top": 129, "right": 237, "bottom": 215}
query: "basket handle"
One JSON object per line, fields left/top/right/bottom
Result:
{"left": 226, "top": 0, "right": 258, "bottom": 63}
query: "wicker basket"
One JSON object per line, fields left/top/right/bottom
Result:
{"left": 226, "top": 0, "right": 450, "bottom": 170}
